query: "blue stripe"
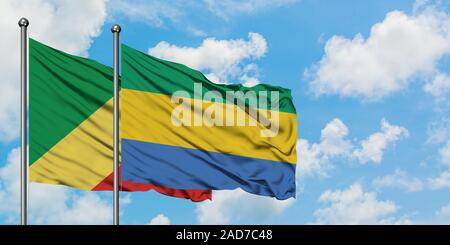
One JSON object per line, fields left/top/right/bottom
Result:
{"left": 122, "top": 139, "right": 296, "bottom": 200}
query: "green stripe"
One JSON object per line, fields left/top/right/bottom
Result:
{"left": 29, "top": 38, "right": 113, "bottom": 165}
{"left": 121, "top": 44, "right": 296, "bottom": 113}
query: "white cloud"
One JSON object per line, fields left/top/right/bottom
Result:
{"left": 0, "top": 148, "right": 125, "bottom": 224}
{"left": 318, "top": 118, "right": 352, "bottom": 156}
{"left": 30, "top": 186, "right": 112, "bottom": 225}
{"left": 427, "top": 117, "right": 450, "bottom": 144}
{"left": 372, "top": 169, "right": 424, "bottom": 192}
{"left": 425, "top": 128, "right": 450, "bottom": 191}
{"left": 0, "top": 0, "right": 107, "bottom": 142}
{"left": 107, "top": 1, "right": 297, "bottom": 36}
{"left": 306, "top": 5, "right": 450, "bottom": 101}
{"left": 148, "top": 214, "right": 171, "bottom": 225}
{"left": 239, "top": 64, "right": 263, "bottom": 87}
{"left": 0, "top": 148, "right": 22, "bottom": 216}
{"left": 296, "top": 139, "right": 330, "bottom": 179}
{"left": 240, "top": 75, "right": 261, "bottom": 87}
{"left": 108, "top": 0, "right": 182, "bottom": 28}
{"left": 439, "top": 140, "right": 450, "bottom": 165}
{"left": 313, "top": 183, "right": 410, "bottom": 224}
{"left": 297, "top": 118, "right": 408, "bottom": 180}
{"left": 352, "top": 119, "right": 409, "bottom": 164}
{"left": 428, "top": 170, "right": 450, "bottom": 189}
{"left": 424, "top": 73, "right": 450, "bottom": 98}
{"left": 204, "top": 0, "right": 298, "bottom": 19}
{"left": 296, "top": 118, "right": 350, "bottom": 179}
{"left": 196, "top": 189, "right": 294, "bottom": 224}
{"left": 149, "top": 32, "right": 267, "bottom": 85}
{"left": 437, "top": 202, "right": 450, "bottom": 217}
{"left": 426, "top": 118, "right": 450, "bottom": 169}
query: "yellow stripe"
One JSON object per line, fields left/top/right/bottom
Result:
{"left": 121, "top": 89, "right": 297, "bottom": 164}
{"left": 30, "top": 99, "right": 113, "bottom": 190}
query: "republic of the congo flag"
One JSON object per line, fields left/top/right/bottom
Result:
{"left": 121, "top": 45, "right": 297, "bottom": 200}
{"left": 29, "top": 38, "right": 211, "bottom": 202}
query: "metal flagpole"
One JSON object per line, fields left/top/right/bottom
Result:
{"left": 19, "top": 17, "right": 29, "bottom": 226}
{"left": 111, "top": 24, "right": 121, "bottom": 226}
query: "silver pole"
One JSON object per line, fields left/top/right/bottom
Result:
{"left": 18, "top": 17, "right": 29, "bottom": 226}
{"left": 111, "top": 24, "right": 121, "bottom": 226}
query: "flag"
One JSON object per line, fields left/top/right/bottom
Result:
{"left": 29, "top": 38, "right": 211, "bottom": 202}
{"left": 121, "top": 45, "right": 297, "bottom": 200}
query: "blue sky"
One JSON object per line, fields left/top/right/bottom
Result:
{"left": 0, "top": 0, "right": 450, "bottom": 224}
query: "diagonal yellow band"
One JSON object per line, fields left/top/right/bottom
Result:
{"left": 30, "top": 99, "right": 114, "bottom": 190}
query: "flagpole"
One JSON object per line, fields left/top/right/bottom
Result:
{"left": 111, "top": 24, "right": 121, "bottom": 226}
{"left": 18, "top": 17, "right": 29, "bottom": 226}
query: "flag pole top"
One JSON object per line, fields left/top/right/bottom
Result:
{"left": 18, "top": 18, "right": 29, "bottom": 27}
{"left": 111, "top": 24, "right": 121, "bottom": 33}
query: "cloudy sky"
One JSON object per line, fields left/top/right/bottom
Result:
{"left": 1, "top": 0, "right": 450, "bottom": 225}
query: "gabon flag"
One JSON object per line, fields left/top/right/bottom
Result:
{"left": 28, "top": 38, "right": 211, "bottom": 202}
{"left": 120, "top": 45, "right": 297, "bottom": 200}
